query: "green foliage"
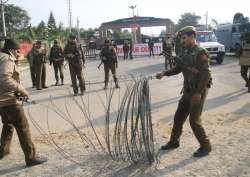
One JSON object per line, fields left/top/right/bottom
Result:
{"left": 0, "top": 4, "right": 30, "bottom": 37}
{"left": 176, "top": 12, "right": 201, "bottom": 31}
{"left": 47, "top": 11, "right": 57, "bottom": 41}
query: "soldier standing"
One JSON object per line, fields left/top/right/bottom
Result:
{"left": 163, "top": 34, "right": 174, "bottom": 69}
{"left": 156, "top": 26, "right": 212, "bottom": 157}
{"left": 33, "top": 41, "right": 48, "bottom": 90}
{"left": 129, "top": 41, "right": 133, "bottom": 59}
{"left": 0, "top": 38, "right": 47, "bottom": 166}
{"left": 64, "top": 35, "right": 86, "bottom": 96}
{"left": 239, "top": 32, "right": 250, "bottom": 92}
{"left": 49, "top": 40, "right": 64, "bottom": 86}
{"left": 148, "top": 39, "right": 154, "bottom": 56}
{"left": 100, "top": 39, "right": 119, "bottom": 89}
{"left": 123, "top": 40, "right": 129, "bottom": 60}
{"left": 26, "top": 43, "right": 36, "bottom": 88}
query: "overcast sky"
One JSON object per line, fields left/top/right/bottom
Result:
{"left": 9, "top": 0, "right": 250, "bottom": 35}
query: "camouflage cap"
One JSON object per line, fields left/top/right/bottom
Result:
{"left": 3, "top": 38, "right": 20, "bottom": 50}
{"left": 179, "top": 26, "right": 196, "bottom": 35}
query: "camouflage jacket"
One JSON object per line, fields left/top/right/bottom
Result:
{"left": 100, "top": 46, "right": 118, "bottom": 64}
{"left": 164, "top": 45, "right": 212, "bottom": 95}
{"left": 64, "top": 42, "right": 85, "bottom": 67}
{"left": 33, "top": 47, "right": 47, "bottom": 64}
{"left": 0, "top": 52, "right": 26, "bottom": 107}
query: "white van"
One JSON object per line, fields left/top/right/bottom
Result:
{"left": 197, "top": 31, "right": 225, "bottom": 64}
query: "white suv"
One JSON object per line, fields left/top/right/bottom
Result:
{"left": 197, "top": 31, "right": 226, "bottom": 64}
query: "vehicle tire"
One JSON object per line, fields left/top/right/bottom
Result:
{"left": 216, "top": 52, "right": 225, "bottom": 64}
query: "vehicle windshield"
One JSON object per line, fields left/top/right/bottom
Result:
{"left": 197, "top": 32, "right": 217, "bottom": 42}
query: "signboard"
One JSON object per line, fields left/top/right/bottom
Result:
{"left": 116, "top": 43, "right": 162, "bottom": 57}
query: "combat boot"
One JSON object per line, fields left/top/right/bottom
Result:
{"left": 161, "top": 141, "right": 179, "bottom": 150}
{"left": 104, "top": 83, "right": 108, "bottom": 90}
{"left": 55, "top": 80, "right": 59, "bottom": 86}
{"left": 115, "top": 82, "right": 120, "bottom": 89}
{"left": 61, "top": 79, "right": 64, "bottom": 85}
{"left": 0, "top": 150, "right": 10, "bottom": 160}
{"left": 26, "top": 156, "right": 48, "bottom": 167}
{"left": 193, "top": 146, "right": 211, "bottom": 157}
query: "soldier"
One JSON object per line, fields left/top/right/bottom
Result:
{"left": 163, "top": 34, "right": 174, "bottom": 69}
{"left": 100, "top": 39, "right": 119, "bottom": 89}
{"left": 174, "top": 31, "right": 183, "bottom": 57}
{"left": 148, "top": 39, "right": 154, "bottom": 56}
{"left": 26, "top": 43, "right": 36, "bottom": 88}
{"left": 64, "top": 35, "right": 86, "bottom": 96}
{"left": 33, "top": 41, "right": 48, "bottom": 90}
{"left": 49, "top": 40, "right": 64, "bottom": 86}
{"left": 128, "top": 41, "right": 133, "bottom": 59}
{"left": 239, "top": 32, "right": 250, "bottom": 92}
{"left": 123, "top": 40, "right": 129, "bottom": 60}
{"left": 156, "top": 26, "right": 212, "bottom": 157}
{"left": 0, "top": 38, "right": 47, "bottom": 166}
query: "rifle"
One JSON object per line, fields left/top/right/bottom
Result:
{"left": 98, "top": 60, "right": 103, "bottom": 70}
{"left": 161, "top": 51, "right": 200, "bottom": 75}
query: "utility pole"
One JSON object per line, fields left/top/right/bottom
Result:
{"left": 129, "top": 5, "right": 137, "bottom": 43}
{"left": 76, "top": 18, "right": 80, "bottom": 42}
{"left": 205, "top": 11, "right": 208, "bottom": 30}
{"left": 68, "top": 0, "right": 72, "bottom": 33}
{"left": 1, "top": 0, "right": 8, "bottom": 37}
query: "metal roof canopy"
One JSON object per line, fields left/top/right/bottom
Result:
{"left": 100, "top": 16, "right": 174, "bottom": 30}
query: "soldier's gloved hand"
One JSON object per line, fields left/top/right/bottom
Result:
{"left": 191, "top": 93, "right": 201, "bottom": 105}
{"left": 156, "top": 72, "right": 164, "bottom": 79}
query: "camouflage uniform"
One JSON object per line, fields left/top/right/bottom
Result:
{"left": 157, "top": 26, "right": 212, "bottom": 157}
{"left": 64, "top": 38, "right": 86, "bottom": 95}
{"left": 100, "top": 40, "right": 119, "bottom": 89}
{"left": 49, "top": 41, "right": 64, "bottom": 85}
{"left": 33, "top": 42, "right": 47, "bottom": 90}
{"left": 239, "top": 32, "right": 250, "bottom": 92}
{"left": 163, "top": 36, "right": 174, "bottom": 69}
{"left": 26, "top": 46, "right": 36, "bottom": 87}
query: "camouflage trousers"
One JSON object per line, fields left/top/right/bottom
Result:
{"left": 0, "top": 104, "right": 36, "bottom": 162}
{"left": 52, "top": 60, "right": 64, "bottom": 83}
{"left": 169, "top": 89, "right": 211, "bottom": 148}
{"left": 69, "top": 63, "right": 86, "bottom": 94}
{"left": 241, "top": 65, "right": 250, "bottom": 88}
{"left": 104, "top": 62, "right": 118, "bottom": 86}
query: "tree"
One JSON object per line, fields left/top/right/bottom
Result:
{"left": 233, "top": 13, "right": 249, "bottom": 24}
{"left": 0, "top": 4, "right": 30, "bottom": 37}
{"left": 176, "top": 12, "right": 201, "bottom": 31}
{"left": 47, "top": 11, "right": 57, "bottom": 40}
{"left": 35, "top": 21, "right": 48, "bottom": 40}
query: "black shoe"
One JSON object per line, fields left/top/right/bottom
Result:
{"left": 37, "top": 88, "right": 42, "bottom": 90}
{"left": 115, "top": 85, "right": 120, "bottom": 89}
{"left": 161, "top": 142, "right": 179, "bottom": 150}
{"left": 42, "top": 86, "right": 48, "bottom": 89}
{"left": 0, "top": 151, "right": 10, "bottom": 160}
{"left": 26, "top": 156, "right": 48, "bottom": 167}
{"left": 193, "top": 147, "right": 211, "bottom": 157}
{"left": 73, "top": 93, "right": 78, "bottom": 96}
{"left": 80, "top": 91, "right": 85, "bottom": 96}
{"left": 55, "top": 81, "right": 59, "bottom": 86}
